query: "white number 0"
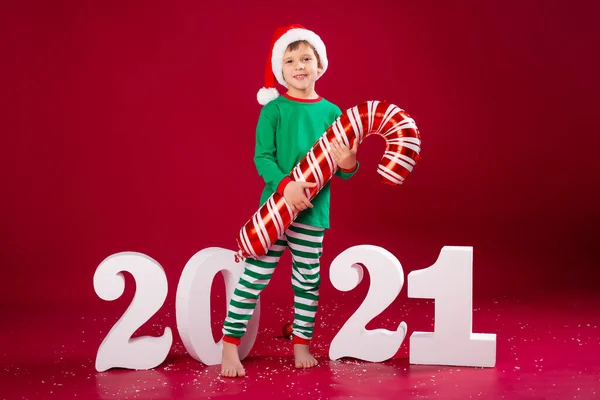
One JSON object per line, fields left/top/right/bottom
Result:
{"left": 94, "top": 245, "right": 496, "bottom": 371}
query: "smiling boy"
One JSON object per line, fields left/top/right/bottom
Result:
{"left": 221, "top": 24, "right": 359, "bottom": 378}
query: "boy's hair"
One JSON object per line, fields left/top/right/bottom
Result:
{"left": 286, "top": 40, "right": 323, "bottom": 69}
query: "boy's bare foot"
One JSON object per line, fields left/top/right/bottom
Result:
{"left": 221, "top": 341, "right": 245, "bottom": 377}
{"left": 294, "top": 343, "right": 318, "bottom": 369}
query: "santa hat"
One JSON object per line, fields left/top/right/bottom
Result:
{"left": 257, "top": 24, "right": 328, "bottom": 106}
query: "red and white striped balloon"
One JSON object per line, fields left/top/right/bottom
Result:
{"left": 237, "top": 100, "right": 421, "bottom": 260}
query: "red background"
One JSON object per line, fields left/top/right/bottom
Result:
{"left": 1, "top": 1, "right": 598, "bottom": 315}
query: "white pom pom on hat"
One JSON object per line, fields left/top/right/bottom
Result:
{"left": 257, "top": 24, "right": 328, "bottom": 106}
{"left": 256, "top": 87, "right": 280, "bottom": 106}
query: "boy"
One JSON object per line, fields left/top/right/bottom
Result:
{"left": 221, "top": 24, "right": 359, "bottom": 378}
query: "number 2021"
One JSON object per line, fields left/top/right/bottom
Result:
{"left": 93, "top": 245, "right": 496, "bottom": 372}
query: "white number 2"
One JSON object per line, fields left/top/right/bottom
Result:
{"left": 328, "top": 245, "right": 408, "bottom": 362}
{"left": 93, "top": 252, "right": 173, "bottom": 372}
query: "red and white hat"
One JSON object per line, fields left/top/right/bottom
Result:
{"left": 257, "top": 24, "right": 328, "bottom": 106}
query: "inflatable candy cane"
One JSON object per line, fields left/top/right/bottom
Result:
{"left": 236, "top": 100, "right": 421, "bottom": 260}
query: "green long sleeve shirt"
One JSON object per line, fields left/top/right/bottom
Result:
{"left": 254, "top": 94, "right": 359, "bottom": 229}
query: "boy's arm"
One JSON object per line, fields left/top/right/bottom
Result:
{"left": 335, "top": 161, "right": 359, "bottom": 180}
{"left": 331, "top": 104, "right": 360, "bottom": 180}
{"left": 254, "top": 106, "right": 291, "bottom": 194}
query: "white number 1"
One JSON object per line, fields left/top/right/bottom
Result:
{"left": 408, "top": 246, "right": 496, "bottom": 367}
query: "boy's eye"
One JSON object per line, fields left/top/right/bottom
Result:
{"left": 303, "top": 57, "right": 311, "bottom": 61}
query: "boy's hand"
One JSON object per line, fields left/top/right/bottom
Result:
{"left": 330, "top": 139, "right": 358, "bottom": 170}
{"left": 283, "top": 181, "right": 316, "bottom": 214}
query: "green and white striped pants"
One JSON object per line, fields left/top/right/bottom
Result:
{"left": 223, "top": 222, "right": 325, "bottom": 340}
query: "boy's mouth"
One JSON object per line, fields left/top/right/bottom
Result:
{"left": 293, "top": 74, "right": 308, "bottom": 80}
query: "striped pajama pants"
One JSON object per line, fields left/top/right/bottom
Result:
{"left": 223, "top": 222, "right": 325, "bottom": 340}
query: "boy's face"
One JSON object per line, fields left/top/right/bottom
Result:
{"left": 282, "top": 43, "right": 323, "bottom": 92}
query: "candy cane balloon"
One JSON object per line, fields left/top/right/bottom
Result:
{"left": 237, "top": 100, "right": 421, "bottom": 260}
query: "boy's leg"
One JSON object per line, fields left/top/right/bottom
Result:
{"left": 286, "top": 222, "right": 324, "bottom": 344}
{"left": 221, "top": 238, "right": 287, "bottom": 377}
{"left": 222, "top": 238, "right": 287, "bottom": 341}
